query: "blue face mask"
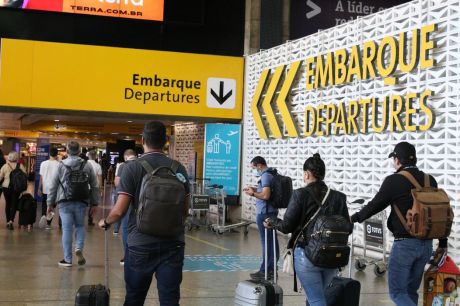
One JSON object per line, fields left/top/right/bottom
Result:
{"left": 254, "top": 168, "right": 262, "bottom": 177}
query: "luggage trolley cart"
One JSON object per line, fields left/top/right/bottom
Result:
{"left": 354, "top": 210, "right": 388, "bottom": 276}
{"left": 186, "top": 178, "right": 211, "bottom": 232}
{"left": 207, "top": 184, "right": 252, "bottom": 235}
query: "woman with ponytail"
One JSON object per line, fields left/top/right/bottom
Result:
{"left": 264, "top": 153, "right": 350, "bottom": 306}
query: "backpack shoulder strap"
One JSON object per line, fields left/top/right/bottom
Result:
{"left": 424, "top": 173, "right": 430, "bottom": 188}
{"left": 170, "top": 160, "right": 180, "bottom": 173}
{"left": 399, "top": 171, "right": 422, "bottom": 191}
{"left": 79, "top": 160, "right": 86, "bottom": 170}
{"left": 138, "top": 159, "right": 154, "bottom": 174}
{"left": 15, "top": 163, "right": 20, "bottom": 170}
{"left": 393, "top": 205, "right": 411, "bottom": 233}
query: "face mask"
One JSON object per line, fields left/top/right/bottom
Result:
{"left": 253, "top": 168, "right": 262, "bottom": 177}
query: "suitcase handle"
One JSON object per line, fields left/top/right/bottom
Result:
{"left": 102, "top": 182, "right": 109, "bottom": 289}
{"left": 264, "top": 227, "right": 277, "bottom": 283}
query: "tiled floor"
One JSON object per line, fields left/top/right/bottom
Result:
{"left": 0, "top": 187, "right": 403, "bottom": 305}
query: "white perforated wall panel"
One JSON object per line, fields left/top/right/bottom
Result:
{"left": 242, "top": 0, "right": 460, "bottom": 258}
{"left": 173, "top": 122, "right": 205, "bottom": 169}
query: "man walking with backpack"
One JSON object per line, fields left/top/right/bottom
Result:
{"left": 98, "top": 121, "right": 190, "bottom": 306}
{"left": 47, "top": 141, "right": 100, "bottom": 267}
{"left": 244, "top": 156, "right": 279, "bottom": 280}
{"left": 350, "top": 142, "right": 449, "bottom": 306}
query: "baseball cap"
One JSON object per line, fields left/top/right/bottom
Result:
{"left": 388, "top": 142, "right": 416, "bottom": 161}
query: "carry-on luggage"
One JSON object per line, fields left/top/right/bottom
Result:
{"left": 75, "top": 184, "right": 110, "bottom": 306}
{"left": 235, "top": 228, "right": 283, "bottom": 305}
{"left": 323, "top": 223, "right": 361, "bottom": 306}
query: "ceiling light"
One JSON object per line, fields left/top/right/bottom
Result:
{"left": 111, "top": 132, "right": 119, "bottom": 135}
{"left": 54, "top": 119, "right": 60, "bottom": 122}
{"left": 127, "top": 120, "right": 133, "bottom": 123}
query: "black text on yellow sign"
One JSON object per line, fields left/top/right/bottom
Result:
{"left": 125, "top": 74, "right": 201, "bottom": 104}
{"left": 251, "top": 24, "right": 437, "bottom": 139}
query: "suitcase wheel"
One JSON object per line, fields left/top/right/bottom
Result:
{"left": 354, "top": 258, "right": 366, "bottom": 271}
{"left": 373, "top": 262, "right": 387, "bottom": 277}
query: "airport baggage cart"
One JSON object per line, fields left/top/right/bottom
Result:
{"left": 354, "top": 209, "right": 388, "bottom": 277}
{"left": 208, "top": 184, "right": 253, "bottom": 235}
{"left": 186, "top": 178, "right": 212, "bottom": 232}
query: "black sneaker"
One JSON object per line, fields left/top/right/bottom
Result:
{"left": 58, "top": 260, "right": 72, "bottom": 267}
{"left": 75, "top": 249, "right": 86, "bottom": 266}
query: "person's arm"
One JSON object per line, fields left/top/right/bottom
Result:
{"left": 98, "top": 193, "right": 131, "bottom": 228}
{"left": 88, "top": 164, "right": 100, "bottom": 206}
{"left": 99, "top": 162, "right": 135, "bottom": 229}
{"left": 269, "top": 190, "right": 303, "bottom": 234}
{"left": 351, "top": 176, "right": 393, "bottom": 223}
{"left": 47, "top": 164, "right": 61, "bottom": 209}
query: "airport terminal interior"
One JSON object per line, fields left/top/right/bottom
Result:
{"left": 1, "top": 0, "right": 460, "bottom": 305}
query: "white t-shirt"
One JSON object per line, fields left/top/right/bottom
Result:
{"left": 39, "top": 159, "right": 60, "bottom": 194}
{"left": 87, "top": 160, "right": 102, "bottom": 187}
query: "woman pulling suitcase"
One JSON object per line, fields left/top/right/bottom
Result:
{"left": 264, "top": 153, "right": 352, "bottom": 306}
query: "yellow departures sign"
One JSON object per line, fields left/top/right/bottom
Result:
{"left": 251, "top": 24, "right": 437, "bottom": 139}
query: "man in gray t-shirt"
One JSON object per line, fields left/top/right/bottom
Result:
{"left": 99, "top": 121, "right": 190, "bottom": 306}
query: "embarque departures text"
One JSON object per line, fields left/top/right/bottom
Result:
{"left": 252, "top": 23, "right": 438, "bottom": 138}
{"left": 125, "top": 74, "right": 201, "bottom": 104}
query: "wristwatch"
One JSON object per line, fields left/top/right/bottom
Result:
{"left": 103, "top": 219, "right": 111, "bottom": 229}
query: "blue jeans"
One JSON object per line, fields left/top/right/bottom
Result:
{"left": 256, "top": 213, "right": 279, "bottom": 273}
{"left": 59, "top": 202, "right": 87, "bottom": 263}
{"left": 388, "top": 238, "right": 432, "bottom": 306}
{"left": 124, "top": 241, "right": 185, "bottom": 306}
{"left": 295, "top": 247, "right": 336, "bottom": 306}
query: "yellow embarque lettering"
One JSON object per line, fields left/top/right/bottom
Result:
{"left": 420, "top": 24, "right": 437, "bottom": 69}
{"left": 303, "top": 24, "right": 437, "bottom": 91}
{"left": 377, "top": 36, "right": 398, "bottom": 78}
{"left": 315, "top": 53, "right": 334, "bottom": 88}
{"left": 305, "top": 57, "right": 315, "bottom": 90}
{"left": 346, "top": 45, "right": 362, "bottom": 83}
{"left": 399, "top": 29, "right": 420, "bottom": 73}
{"left": 419, "top": 90, "right": 434, "bottom": 131}
{"left": 362, "top": 41, "right": 377, "bottom": 79}
{"left": 335, "top": 49, "right": 348, "bottom": 86}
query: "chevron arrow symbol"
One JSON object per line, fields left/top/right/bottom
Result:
{"left": 276, "top": 61, "right": 301, "bottom": 138}
{"left": 250, "top": 70, "right": 270, "bottom": 139}
{"left": 261, "top": 66, "right": 284, "bottom": 138}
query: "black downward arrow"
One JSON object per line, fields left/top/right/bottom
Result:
{"left": 211, "top": 81, "right": 233, "bottom": 105}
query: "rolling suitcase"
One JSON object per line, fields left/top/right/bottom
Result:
{"left": 75, "top": 185, "right": 110, "bottom": 306}
{"left": 323, "top": 223, "right": 361, "bottom": 306}
{"left": 235, "top": 228, "right": 283, "bottom": 306}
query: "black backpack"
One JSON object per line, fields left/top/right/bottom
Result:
{"left": 9, "top": 163, "right": 28, "bottom": 193}
{"left": 303, "top": 188, "right": 352, "bottom": 269}
{"left": 266, "top": 168, "right": 293, "bottom": 209}
{"left": 136, "top": 159, "right": 186, "bottom": 237}
{"left": 59, "top": 161, "right": 91, "bottom": 202}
